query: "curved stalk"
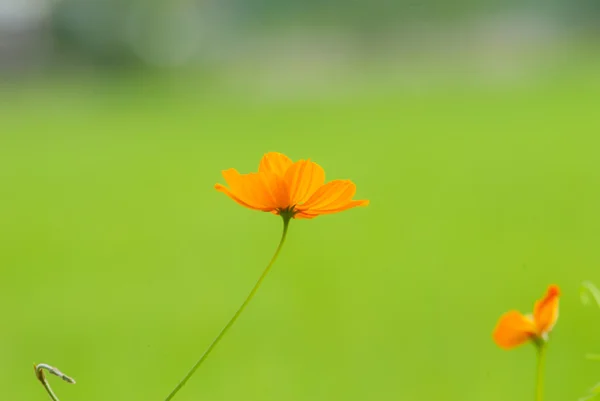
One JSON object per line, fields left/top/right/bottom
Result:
{"left": 163, "top": 215, "right": 291, "bottom": 401}
{"left": 34, "top": 363, "right": 76, "bottom": 401}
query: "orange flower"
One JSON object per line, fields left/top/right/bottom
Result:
{"left": 215, "top": 152, "right": 369, "bottom": 219}
{"left": 492, "top": 284, "right": 560, "bottom": 350}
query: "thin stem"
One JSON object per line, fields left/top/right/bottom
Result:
{"left": 41, "top": 380, "right": 60, "bottom": 401}
{"left": 163, "top": 216, "right": 291, "bottom": 401}
{"left": 536, "top": 344, "right": 547, "bottom": 401}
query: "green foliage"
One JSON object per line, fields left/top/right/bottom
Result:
{"left": 2, "top": 67, "right": 600, "bottom": 400}
{"left": 579, "top": 383, "right": 600, "bottom": 401}
{"left": 580, "top": 282, "right": 600, "bottom": 401}
{"left": 582, "top": 281, "right": 600, "bottom": 309}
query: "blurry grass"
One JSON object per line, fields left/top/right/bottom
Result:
{"left": 580, "top": 282, "right": 600, "bottom": 401}
{"left": 1, "top": 63, "right": 600, "bottom": 401}
{"left": 582, "top": 281, "right": 600, "bottom": 309}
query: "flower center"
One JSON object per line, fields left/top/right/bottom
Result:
{"left": 278, "top": 206, "right": 297, "bottom": 220}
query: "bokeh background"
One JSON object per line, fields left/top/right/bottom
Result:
{"left": 2, "top": 1, "right": 600, "bottom": 400}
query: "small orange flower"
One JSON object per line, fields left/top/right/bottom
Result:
{"left": 493, "top": 284, "right": 560, "bottom": 350}
{"left": 215, "top": 152, "right": 369, "bottom": 219}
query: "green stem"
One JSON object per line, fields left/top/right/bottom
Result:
{"left": 163, "top": 215, "right": 291, "bottom": 401}
{"left": 535, "top": 343, "right": 547, "bottom": 401}
{"left": 41, "top": 380, "right": 60, "bottom": 401}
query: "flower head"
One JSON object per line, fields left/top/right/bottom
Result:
{"left": 492, "top": 284, "right": 560, "bottom": 350}
{"left": 215, "top": 152, "right": 369, "bottom": 219}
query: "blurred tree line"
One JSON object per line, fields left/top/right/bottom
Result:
{"left": 1, "top": 0, "right": 599, "bottom": 72}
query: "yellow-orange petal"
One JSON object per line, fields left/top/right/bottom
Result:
{"left": 299, "top": 180, "right": 354, "bottom": 210}
{"left": 284, "top": 159, "right": 326, "bottom": 206}
{"left": 259, "top": 152, "right": 293, "bottom": 177}
{"left": 295, "top": 200, "right": 370, "bottom": 218}
{"left": 296, "top": 180, "right": 368, "bottom": 216}
{"left": 260, "top": 171, "right": 291, "bottom": 210}
{"left": 215, "top": 183, "right": 263, "bottom": 210}
{"left": 492, "top": 311, "right": 537, "bottom": 350}
{"left": 294, "top": 211, "right": 319, "bottom": 219}
{"left": 216, "top": 169, "right": 282, "bottom": 211}
{"left": 533, "top": 284, "right": 560, "bottom": 335}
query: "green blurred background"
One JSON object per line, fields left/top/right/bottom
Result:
{"left": 2, "top": 1, "right": 600, "bottom": 400}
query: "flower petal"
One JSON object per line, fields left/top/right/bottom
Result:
{"left": 284, "top": 159, "right": 326, "bottom": 206}
{"left": 294, "top": 211, "right": 319, "bottom": 219}
{"left": 259, "top": 152, "right": 293, "bottom": 177}
{"left": 215, "top": 169, "right": 280, "bottom": 211}
{"left": 215, "top": 183, "right": 262, "bottom": 210}
{"left": 533, "top": 284, "right": 560, "bottom": 335}
{"left": 260, "top": 172, "right": 291, "bottom": 210}
{"left": 295, "top": 200, "right": 370, "bottom": 218}
{"left": 296, "top": 180, "right": 369, "bottom": 216}
{"left": 492, "top": 311, "right": 537, "bottom": 350}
